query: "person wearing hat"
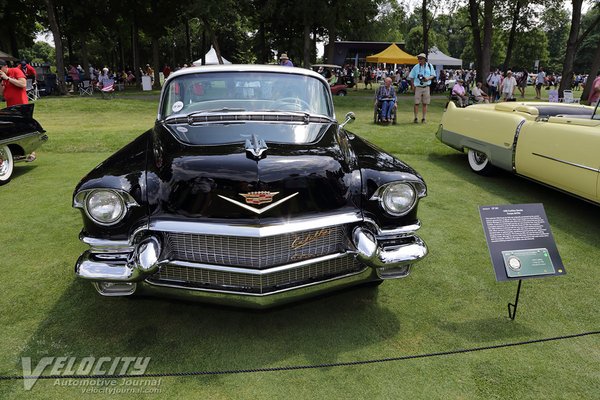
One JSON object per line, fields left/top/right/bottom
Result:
{"left": 451, "top": 79, "right": 468, "bottom": 107}
{"left": 500, "top": 70, "right": 517, "bottom": 101}
{"left": 0, "top": 60, "right": 28, "bottom": 107}
{"left": 19, "top": 60, "right": 37, "bottom": 80}
{"left": 279, "top": 53, "right": 293, "bottom": 67}
{"left": 408, "top": 53, "right": 435, "bottom": 123}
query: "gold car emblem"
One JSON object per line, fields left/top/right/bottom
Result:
{"left": 240, "top": 191, "right": 279, "bottom": 205}
{"left": 218, "top": 191, "right": 298, "bottom": 215}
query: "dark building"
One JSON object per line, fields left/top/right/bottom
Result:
{"left": 329, "top": 41, "right": 409, "bottom": 66}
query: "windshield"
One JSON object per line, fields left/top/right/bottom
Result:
{"left": 161, "top": 71, "right": 333, "bottom": 119}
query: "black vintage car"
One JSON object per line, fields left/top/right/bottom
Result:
{"left": 0, "top": 104, "right": 47, "bottom": 185}
{"left": 73, "top": 65, "right": 428, "bottom": 307}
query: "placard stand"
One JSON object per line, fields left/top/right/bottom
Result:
{"left": 507, "top": 279, "right": 522, "bottom": 320}
{"left": 479, "top": 204, "right": 566, "bottom": 321}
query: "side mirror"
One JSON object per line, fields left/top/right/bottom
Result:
{"left": 340, "top": 112, "right": 355, "bottom": 128}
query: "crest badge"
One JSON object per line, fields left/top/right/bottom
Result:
{"left": 218, "top": 191, "right": 298, "bottom": 215}
{"left": 240, "top": 191, "right": 279, "bottom": 205}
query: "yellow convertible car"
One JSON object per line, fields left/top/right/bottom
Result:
{"left": 437, "top": 101, "right": 600, "bottom": 205}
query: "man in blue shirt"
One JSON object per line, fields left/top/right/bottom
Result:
{"left": 408, "top": 53, "right": 435, "bottom": 123}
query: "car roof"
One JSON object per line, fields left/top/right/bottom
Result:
{"left": 167, "top": 64, "right": 329, "bottom": 85}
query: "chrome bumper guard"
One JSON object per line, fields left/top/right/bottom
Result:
{"left": 75, "top": 217, "right": 427, "bottom": 301}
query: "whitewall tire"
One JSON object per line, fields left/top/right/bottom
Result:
{"left": 467, "top": 149, "right": 493, "bottom": 175}
{"left": 0, "top": 145, "right": 14, "bottom": 185}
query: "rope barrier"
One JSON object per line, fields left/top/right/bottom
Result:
{"left": 1, "top": 329, "right": 598, "bottom": 381}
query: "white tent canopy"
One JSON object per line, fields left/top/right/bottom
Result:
{"left": 192, "top": 45, "right": 232, "bottom": 66}
{"left": 427, "top": 47, "right": 462, "bottom": 67}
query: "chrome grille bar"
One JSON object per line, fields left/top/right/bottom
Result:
{"left": 164, "top": 225, "right": 352, "bottom": 269}
{"left": 147, "top": 255, "right": 364, "bottom": 294}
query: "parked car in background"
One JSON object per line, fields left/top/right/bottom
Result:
{"left": 438, "top": 101, "right": 600, "bottom": 204}
{"left": 312, "top": 64, "right": 353, "bottom": 96}
{"left": 0, "top": 104, "right": 47, "bottom": 185}
{"left": 73, "top": 65, "right": 428, "bottom": 308}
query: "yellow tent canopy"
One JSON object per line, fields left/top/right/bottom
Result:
{"left": 366, "top": 43, "right": 417, "bottom": 65}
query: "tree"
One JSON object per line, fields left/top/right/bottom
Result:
{"left": 469, "top": 0, "right": 494, "bottom": 85}
{"left": 542, "top": 6, "right": 570, "bottom": 72}
{"left": 44, "top": 0, "right": 67, "bottom": 95}
{"left": 558, "top": 1, "right": 600, "bottom": 95}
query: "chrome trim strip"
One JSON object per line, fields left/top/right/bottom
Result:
{"left": 532, "top": 153, "right": 600, "bottom": 173}
{"left": 218, "top": 192, "right": 298, "bottom": 214}
{"left": 511, "top": 119, "right": 526, "bottom": 172}
{"left": 147, "top": 212, "right": 362, "bottom": 237}
{"left": 143, "top": 266, "right": 370, "bottom": 298}
{"left": 162, "top": 252, "right": 354, "bottom": 276}
{"left": 81, "top": 236, "right": 134, "bottom": 253}
{"left": 0, "top": 131, "right": 37, "bottom": 146}
{"left": 362, "top": 218, "right": 421, "bottom": 238}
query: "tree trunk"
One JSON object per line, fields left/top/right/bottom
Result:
{"left": 503, "top": 0, "right": 522, "bottom": 72}
{"left": 185, "top": 19, "right": 191, "bottom": 63}
{"left": 469, "top": 0, "right": 493, "bottom": 85}
{"left": 81, "top": 39, "right": 90, "bottom": 79}
{"left": 326, "top": 0, "right": 338, "bottom": 64}
{"left": 558, "top": 0, "right": 583, "bottom": 97}
{"left": 212, "top": 34, "right": 224, "bottom": 64}
{"left": 422, "top": 0, "right": 429, "bottom": 54}
{"left": 303, "top": 24, "right": 311, "bottom": 68}
{"left": 482, "top": 0, "right": 493, "bottom": 77}
{"left": 152, "top": 36, "right": 160, "bottom": 86}
{"left": 132, "top": 20, "right": 141, "bottom": 86}
{"left": 201, "top": 29, "right": 206, "bottom": 65}
{"left": 258, "top": 22, "right": 267, "bottom": 64}
{"left": 581, "top": 42, "right": 600, "bottom": 104}
{"left": 44, "top": 0, "right": 67, "bottom": 95}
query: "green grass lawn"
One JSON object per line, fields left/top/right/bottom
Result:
{"left": 0, "top": 88, "right": 598, "bottom": 399}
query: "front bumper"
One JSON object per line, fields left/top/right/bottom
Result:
{"left": 75, "top": 214, "right": 427, "bottom": 306}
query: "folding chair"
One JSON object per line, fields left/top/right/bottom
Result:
{"left": 100, "top": 80, "right": 115, "bottom": 99}
{"left": 561, "top": 90, "right": 579, "bottom": 104}
{"left": 548, "top": 90, "right": 559, "bottom": 103}
{"left": 79, "top": 80, "right": 94, "bottom": 96}
{"left": 26, "top": 79, "right": 39, "bottom": 102}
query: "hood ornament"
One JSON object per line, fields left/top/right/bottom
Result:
{"left": 218, "top": 191, "right": 298, "bottom": 215}
{"left": 245, "top": 134, "right": 268, "bottom": 160}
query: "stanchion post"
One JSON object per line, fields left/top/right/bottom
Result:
{"left": 507, "top": 279, "right": 523, "bottom": 320}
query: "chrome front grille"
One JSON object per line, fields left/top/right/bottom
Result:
{"left": 146, "top": 255, "right": 365, "bottom": 294}
{"left": 164, "top": 225, "right": 351, "bottom": 269}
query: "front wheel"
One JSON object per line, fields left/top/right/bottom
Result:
{"left": 467, "top": 149, "right": 493, "bottom": 175}
{"left": 0, "top": 145, "right": 14, "bottom": 185}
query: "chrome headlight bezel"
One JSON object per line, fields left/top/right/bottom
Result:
{"left": 371, "top": 181, "right": 423, "bottom": 217}
{"left": 73, "top": 189, "right": 139, "bottom": 226}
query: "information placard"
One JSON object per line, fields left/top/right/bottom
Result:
{"left": 479, "top": 203, "right": 566, "bottom": 281}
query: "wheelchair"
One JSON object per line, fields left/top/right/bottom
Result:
{"left": 449, "top": 91, "right": 477, "bottom": 108}
{"left": 373, "top": 99, "right": 397, "bottom": 124}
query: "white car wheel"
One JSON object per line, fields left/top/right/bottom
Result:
{"left": 0, "top": 146, "right": 14, "bottom": 185}
{"left": 467, "top": 149, "right": 493, "bottom": 175}
{"left": 0, "top": 145, "right": 14, "bottom": 185}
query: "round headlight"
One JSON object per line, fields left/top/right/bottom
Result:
{"left": 380, "top": 183, "right": 416, "bottom": 216}
{"left": 85, "top": 190, "right": 126, "bottom": 225}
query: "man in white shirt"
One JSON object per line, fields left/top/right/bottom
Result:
{"left": 471, "top": 82, "right": 489, "bottom": 103}
{"left": 501, "top": 70, "right": 517, "bottom": 101}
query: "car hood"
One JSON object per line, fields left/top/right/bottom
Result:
{"left": 146, "top": 122, "right": 362, "bottom": 222}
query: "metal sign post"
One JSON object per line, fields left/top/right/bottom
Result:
{"left": 479, "top": 204, "right": 566, "bottom": 320}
